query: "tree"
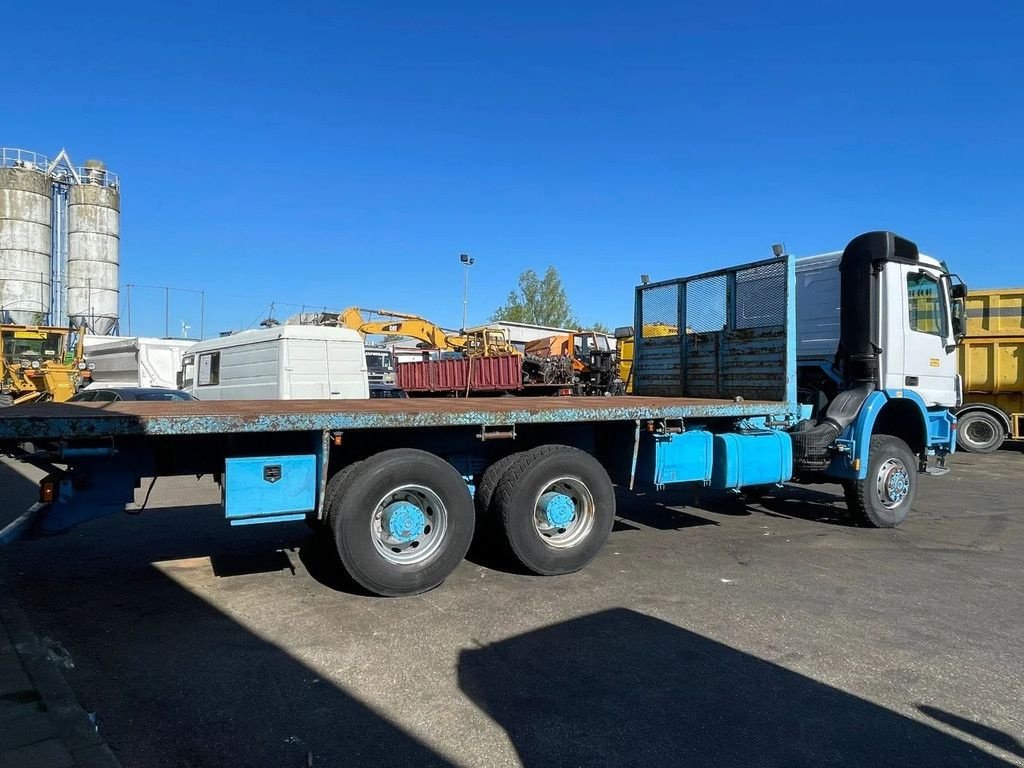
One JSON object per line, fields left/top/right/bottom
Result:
{"left": 589, "top": 322, "right": 612, "bottom": 334}
{"left": 491, "top": 267, "right": 579, "bottom": 328}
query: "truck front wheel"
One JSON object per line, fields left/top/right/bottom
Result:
{"left": 843, "top": 435, "right": 917, "bottom": 528}
{"left": 956, "top": 410, "right": 1004, "bottom": 454}
{"left": 328, "top": 449, "right": 475, "bottom": 596}
{"left": 492, "top": 445, "right": 615, "bottom": 575}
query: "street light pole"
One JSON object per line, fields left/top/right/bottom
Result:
{"left": 460, "top": 253, "right": 475, "bottom": 331}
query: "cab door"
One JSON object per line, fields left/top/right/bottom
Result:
{"left": 901, "top": 266, "right": 958, "bottom": 407}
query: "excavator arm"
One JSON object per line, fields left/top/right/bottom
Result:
{"left": 335, "top": 307, "right": 515, "bottom": 357}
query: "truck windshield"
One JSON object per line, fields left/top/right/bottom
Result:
{"left": 2, "top": 332, "right": 63, "bottom": 361}
{"left": 365, "top": 351, "right": 394, "bottom": 372}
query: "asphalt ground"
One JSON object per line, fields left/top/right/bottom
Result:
{"left": 1, "top": 448, "right": 1022, "bottom": 767}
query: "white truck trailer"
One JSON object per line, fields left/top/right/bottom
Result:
{"left": 83, "top": 336, "right": 198, "bottom": 390}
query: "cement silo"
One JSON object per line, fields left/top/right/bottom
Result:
{"left": 67, "top": 159, "right": 120, "bottom": 334}
{"left": 0, "top": 149, "right": 52, "bottom": 325}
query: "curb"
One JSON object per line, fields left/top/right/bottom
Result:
{"left": 0, "top": 587, "right": 121, "bottom": 768}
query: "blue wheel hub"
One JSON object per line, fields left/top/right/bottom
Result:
{"left": 887, "top": 471, "right": 910, "bottom": 502}
{"left": 381, "top": 501, "right": 426, "bottom": 543}
{"left": 539, "top": 492, "right": 576, "bottom": 528}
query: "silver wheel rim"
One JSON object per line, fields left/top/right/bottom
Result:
{"left": 532, "top": 476, "right": 595, "bottom": 549}
{"left": 875, "top": 458, "right": 911, "bottom": 509}
{"left": 370, "top": 484, "right": 447, "bottom": 565}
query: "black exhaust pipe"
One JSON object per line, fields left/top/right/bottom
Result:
{"left": 836, "top": 231, "right": 919, "bottom": 387}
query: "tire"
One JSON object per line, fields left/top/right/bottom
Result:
{"left": 956, "top": 410, "right": 1004, "bottom": 454}
{"left": 843, "top": 435, "right": 917, "bottom": 528}
{"left": 492, "top": 445, "right": 615, "bottom": 575}
{"left": 328, "top": 449, "right": 475, "bottom": 596}
{"left": 0, "top": 394, "right": 12, "bottom": 408}
{"left": 468, "top": 451, "right": 527, "bottom": 561}
{"left": 307, "top": 460, "right": 363, "bottom": 531}
{"left": 474, "top": 452, "right": 524, "bottom": 520}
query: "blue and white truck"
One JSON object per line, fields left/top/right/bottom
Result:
{"left": 0, "top": 231, "right": 966, "bottom": 596}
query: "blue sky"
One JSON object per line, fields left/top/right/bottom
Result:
{"left": 3, "top": 1, "right": 1021, "bottom": 338}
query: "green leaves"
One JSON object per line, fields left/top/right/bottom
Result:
{"left": 491, "top": 267, "right": 579, "bottom": 328}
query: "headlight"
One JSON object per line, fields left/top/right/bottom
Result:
{"left": 87, "top": 362, "right": 96, "bottom": 370}
{"left": 31, "top": 360, "right": 41, "bottom": 369}
{"left": 78, "top": 362, "right": 87, "bottom": 370}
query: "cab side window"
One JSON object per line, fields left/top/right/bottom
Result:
{"left": 907, "top": 272, "right": 947, "bottom": 337}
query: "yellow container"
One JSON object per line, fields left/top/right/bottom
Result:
{"left": 959, "top": 336, "right": 1024, "bottom": 415}
{"left": 965, "top": 288, "right": 1024, "bottom": 337}
{"left": 959, "top": 288, "right": 1024, "bottom": 422}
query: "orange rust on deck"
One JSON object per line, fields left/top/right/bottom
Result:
{"left": 5, "top": 396, "right": 778, "bottom": 420}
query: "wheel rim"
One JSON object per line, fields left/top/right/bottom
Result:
{"left": 370, "top": 484, "right": 447, "bottom": 565}
{"left": 875, "top": 458, "right": 911, "bottom": 509}
{"left": 964, "top": 418, "right": 995, "bottom": 446}
{"left": 532, "top": 476, "right": 595, "bottom": 549}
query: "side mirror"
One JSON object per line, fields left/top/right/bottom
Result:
{"left": 176, "top": 370, "right": 184, "bottom": 389}
{"left": 951, "top": 298, "right": 967, "bottom": 341}
{"left": 951, "top": 283, "right": 968, "bottom": 300}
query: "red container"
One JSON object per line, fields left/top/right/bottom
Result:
{"left": 398, "top": 355, "right": 523, "bottom": 394}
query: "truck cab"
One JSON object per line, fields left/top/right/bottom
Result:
{"left": 786, "top": 233, "right": 965, "bottom": 523}
{"left": 796, "top": 244, "right": 964, "bottom": 414}
{"left": 364, "top": 345, "right": 396, "bottom": 385}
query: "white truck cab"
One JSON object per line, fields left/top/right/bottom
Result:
{"left": 797, "top": 248, "right": 962, "bottom": 409}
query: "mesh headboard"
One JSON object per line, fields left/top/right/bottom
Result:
{"left": 632, "top": 255, "right": 794, "bottom": 403}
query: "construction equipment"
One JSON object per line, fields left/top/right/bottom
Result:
{"left": 337, "top": 307, "right": 515, "bottom": 357}
{"left": 1, "top": 324, "right": 88, "bottom": 405}
{"left": 523, "top": 331, "right": 622, "bottom": 395}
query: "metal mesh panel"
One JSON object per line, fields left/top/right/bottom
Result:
{"left": 634, "top": 256, "right": 790, "bottom": 401}
{"left": 735, "top": 261, "right": 786, "bottom": 329}
{"left": 685, "top": 274, "right": 727, "bottom": 333}
{"left": 640, "top": 283, "right": 679, "bottom": 333}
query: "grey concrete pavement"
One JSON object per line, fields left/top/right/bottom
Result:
{"left": 1, "top": 449, "right": 1022, "bottom": 767}
{"left": 0, "top": 561, "right": 120, "bottom": 767}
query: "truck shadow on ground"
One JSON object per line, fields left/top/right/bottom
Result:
{"left": 617, "top": 484, "right": 859, "bottom": 529}
{"left": 2, "top": 500, "right": 1016, "bottom": 767}
{"left": 458, "top": 608, "right": 1015, "bottom": 768}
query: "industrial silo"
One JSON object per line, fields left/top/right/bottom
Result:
{"left": 0, "top": 149, "right": 53, "bottom": 325}
{"left": 67, "top": 159, "right": 120, "bottom": 335}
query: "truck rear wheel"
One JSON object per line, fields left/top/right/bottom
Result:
{"left": 0, "top": 394, "right": 12, "bottom": 407}
{"left": 956, "top": 410, "right": 1004, "bottom": 454}
{"left": 470, "top": 452, "right": 526, "bottom": 556}
{"left": 843, "top": 435, "right": 917, "bottom": 528}
{"left": 492, "top": 445, "right": 615, "bottom": 575}
{"left": 475, "top": 452, "right": 523, "bottom": 520}
{"left": 328, "top": 449, "right": 474, "bottom": 596}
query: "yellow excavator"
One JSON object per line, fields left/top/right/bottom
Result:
{"left": 337, "top": 307, "right": 516, "bottom": 357}
{"left": 1, "top": 324, "right": 88, "bottom": 406}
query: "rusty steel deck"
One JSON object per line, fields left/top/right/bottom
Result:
{"left": 0, "top": 396, "right": 792, "bottom": 441}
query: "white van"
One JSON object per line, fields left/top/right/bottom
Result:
{"left": 179, "top": 326, "right": 369, "bottom": 400}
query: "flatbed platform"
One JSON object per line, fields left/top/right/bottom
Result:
{"left": 0, "top": 396, "right": 790, "bottom": 440}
